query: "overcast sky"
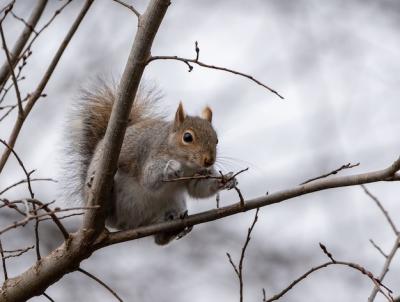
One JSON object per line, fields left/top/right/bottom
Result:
{"left": 0, "top": 0, "right": 399, "bottom": 301}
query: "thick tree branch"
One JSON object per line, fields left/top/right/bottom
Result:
{"left": 97, "top": 156, "right": 400, "bottom": 247}
{"left": 0, "top": 1, "right": 171, "bottom": 301}
{"left": 83, "top": 0, "right": 170, "bottom": 236}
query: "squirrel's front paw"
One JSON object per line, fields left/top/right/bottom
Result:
{"left": 163, "top": 160, "right": 184, "bottom": 180}
{"left": 218, "top": 172, "right": 238, "bottom": 190}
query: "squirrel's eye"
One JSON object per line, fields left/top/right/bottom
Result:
{"left": 183, "top": 132, "right": 193, "bottom": 143}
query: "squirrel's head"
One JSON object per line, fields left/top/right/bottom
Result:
{"left": 169, "top": 102, "right": 218, "bottom": 171}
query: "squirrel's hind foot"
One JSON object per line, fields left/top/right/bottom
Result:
{"left": 154, "top": 210, "right": 192, "bottom": 245}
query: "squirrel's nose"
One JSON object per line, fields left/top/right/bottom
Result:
{"left": 203, "top": 156, "right": 214, "bottom": 167}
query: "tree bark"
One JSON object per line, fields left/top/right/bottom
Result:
{"left": 0, "top": 0, "right": 171, "bottom": 300}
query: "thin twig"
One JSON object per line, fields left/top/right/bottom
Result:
{"left": 3, "top": 245, "right": 34, "bottom": 259}
{"left": 0, "top": 178, "right": 55, "bottom": 195}
{"left": 147, "top": 55, "right": 284, "bottom": 99}
{"left": 0, "top": 202, "right": 96, "bottom": 235}
{"left": 227, "top": 208, "right": 259, "bottom": 302}
{"left": 10, "top": 11, "right": 37, "bottom": 34}
{"left": 361, "top": 185, "right": 399, "bottom": 235}
{"left": 111, "top": 0, "right": 140, "bottom": 17}
{"left": 0, "top": 198, "right": 70, "bottom": 239}
{"left": 0, "top": 139, "right": 41, "bottom": 259}
{"left": 363, "top": 186, "right": 400, "bottom": 301}
{"left": 0, "top": 0, "right": 47, "bottom": 88}
{"left": 0, "top": 1, "right": 15, "bottom": 18}
{"left": 0, "top": 237, "right": 8, "bottom": 280}
{"left": 0, "top": 0, "right": 93, "bottom": 173}
{"left": 369, "top": 239, "right": 388, "bottom": 258}
{"left": 42, "top": 292, "right": 55, "bottom": 302}
{"left": 320, "top": 243, "right": 393, "bottom": 301}
{"left": 163, "top": 167, "right": 248, "bottom": 183}
{"left": 265, "top": 244, "right": 394, "bottom": 302}
{"left": 0, "top": 23, "right": 23, "bottom": 115}
{"left": 300, "top": 162, "right": 360, "bottom": 185}
{"left": 194, "top": 41, "right": 199, "bottom": 61}
{"left": 78, "top": 268, "right": 124, "bottom": 302}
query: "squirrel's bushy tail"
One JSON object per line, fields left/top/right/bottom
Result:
{"left": 60, "top": 79, "right": 162, "bottom": 204}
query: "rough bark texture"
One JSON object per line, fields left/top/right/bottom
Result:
{"left": 0, "top": 0, "right": 171, "bottom": 301}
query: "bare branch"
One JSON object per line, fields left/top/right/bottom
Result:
{"left": 363, "top": 186, "right": 400, "bottom": 301}
{"left": 361, "top": 185, "right": 398, "bottom": 235}
{"left": 111, "top": 0, "right": 140, "bottom": 17}
{"left": 82, "top": 0, "right": 171, "bottom": 236}
{"left": 147, "top": 55, "right": 284, "bottom": 99}
{"left": 42, "top": 293, "right": 55, "bottom": 302}
{"left": 0, "top": 238, "right": 8, "bottom": 280}
{"left": 228, "top": 208, "right": 259, "bottom": 302}
{"left": 99, "top": 156, "right": 400, "bottom": 247}
{"left": 78, "top": 268, "right": 124, "bottom": 302}
{"left": 3, "top": 245, "right": 34, "bottom": 259}
{"left": 163, "top": 167, "right": 248, "bottom": 183}
{"left": 0, "top": 203, "right": 98, "bottom": 235}
{"left": 265, "top": 244, "right": 394, "bottom": 302}
{"left": 0, "top": 0, "right": 93, "bottom": 173}
{"left": 0, "top": 139, "right": 41, "bottom": 259}
{"left": 300, "top": 162, "right": 360, "bottom": 185}
{"left": 0, "top": 177, "right": 55, "bottom": 195}
{"left": 0, "top": 23, "right": 23, "bottom": 115}
{"left": 369, "top": 239, "right": 388, "bottom": 258}
{"left": 0, "top": 0, "right": 48, "bottom": 88}
{"left": 0, "top": 198, "right": 70, "bottom": 239}
{"left": 0, "top": 1, "right": 171, "bottom": 300}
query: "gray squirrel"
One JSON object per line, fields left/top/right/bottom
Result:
{"left": 62, "top": 81, "right": 237, "bottom": 245}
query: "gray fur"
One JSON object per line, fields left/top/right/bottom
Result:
{"left": 62, "top": 81, "right": 234, "bottom": 245}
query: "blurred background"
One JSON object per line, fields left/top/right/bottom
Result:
{"left": 0, "top": 0, "right": 399, "bottom": 301}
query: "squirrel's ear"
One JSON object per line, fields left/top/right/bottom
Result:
{"left": 201, "top": 106, "right": 212, "bottom": 123}
{"left": 174, "top": 101, "right": 186, "bottom": 126}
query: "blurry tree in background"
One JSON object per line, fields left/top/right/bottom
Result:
{"left": 0, "top": 0, "right": 399, "bottom": 301}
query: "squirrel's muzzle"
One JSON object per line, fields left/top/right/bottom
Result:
{"left": 203, "top": 156, "right": 215, "bottom": 168}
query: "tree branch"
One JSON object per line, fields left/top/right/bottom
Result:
{"left": 82, "top": 0, "right": 171, "bottom": 237}
{"left": 111, "top": 0, "right": 140, "bottom": 18}
{"left": 227, "top": 208, "right": 259, "bottom": 302}
{"left": 0, "top": 0, "right": 47, "bottom": 88}
{"left": 265, "top": 243, "right": 394, "bottom": 302}
{"left": 0, "top": 0, "right": 93, "bottom": 173}
{"left": 0, "top": 1, "right": 171, "bottom": 301}
{"left": 361, "top": 185, "right": 398, "bottom": 235}
{"left": 97, "top": 156, "right": 400, "bottom": 247}
{"left": 77, "top": 268, "right": 124, "bottom": 302}
{"left": 363, "top": 186, "right": 400, "bottom": 301}
{"left": 147, "top": 55, "right": 284, "bottom": 99}
{"left": 0, "top": 23, "right": 23, "bottom": 115}
{"left": 300, "top": 162, "right": 360, "bottom": 185}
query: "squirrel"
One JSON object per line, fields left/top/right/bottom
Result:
{"left": 62, "top": 81, "right": 237, "bottom": 245}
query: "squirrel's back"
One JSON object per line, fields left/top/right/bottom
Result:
{"left": 60, "top": 79, "right": 162, "bottom": 204}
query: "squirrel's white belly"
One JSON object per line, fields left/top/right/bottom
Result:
{"left": 108, "top": 171, "right": 187, "bottom": 230}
